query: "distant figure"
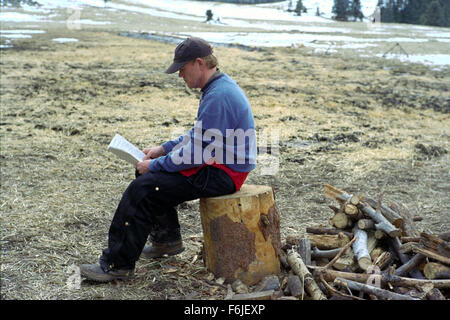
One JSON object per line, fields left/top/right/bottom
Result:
{"left": 206, "top": 9, "right": 213, "bottom": 22}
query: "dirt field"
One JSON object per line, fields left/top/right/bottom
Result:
{"left": 1, "top": 20, "right": 449, "bottom": 299}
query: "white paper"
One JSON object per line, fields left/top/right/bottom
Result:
{"left": 107, "top": 134, "right": 145, "bottom": 165}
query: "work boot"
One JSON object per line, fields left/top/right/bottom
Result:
{"left": 141, "top": 240, "right": 184, "bottom": 258}
{"left": 80, "top": 264, "right": 134, "bottom": 282}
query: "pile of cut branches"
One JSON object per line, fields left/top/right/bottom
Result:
{"left": 278, "top": 184, "right": 450, "bottom": 300}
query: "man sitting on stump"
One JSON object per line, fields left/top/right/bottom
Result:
{"left": 80, "top": 37, "right": 257, "bottom": 282}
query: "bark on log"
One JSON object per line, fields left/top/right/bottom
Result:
{"left": 279, "top": 250, "right": 290, "bottom": 270}
{"left": 287, "top": 250, "right": 327, "bottom": 300}
{"left": 306, "top": 227, "right": 353, "bottom": 239}
{"left": 287, "top": 274, "right": 304, "bottom": 298}
{"left": 307, "top": 233, "right": 350, "bottom": 250}
{"left": 311, "top": 246, "right": 356, "bottom": 271}
{"left": 313, "top": 268, "right": 450, "bottom": 289}
{"left": 401, "top": 237, "right": 421, "bottom": 243}
{"left": 426, "top": 288, "right": 446, "bottom": 300}
{"left": 324, "top": 184, "right": 354, "bottom": 204}
{"left": 394, "top": 253, "right": 426, "bottom": 277}
{"left": 298, "top": 238, "right": 311, "bottom": 266}
{"left": 365, "top": 197, "right": 403, "bottom": 228}
{"left": 423, "top": 262, "right": 450, "bottom": 279}
{"left": 352, "top": 225, "right": 372, "bottom": 271}
{"left": 388, "top": 202, "right": 420, "bottom": 237}
{"left": 439, "top": 232, "right": 450, "bottom": 242}
{"left": 358, "top": 219, "right": 375, "bottom": 230}
{"left": 420, "top": 232, "right": 450, "bottom": 258}
{"left": 231, "top": 290, "right": 275, "bottom": 300}
{"left": 334, "top": 277, "right": 418, "bottom": 300}
{"left": 412, "top": 247, "right": 450, "bottom": 266}
{"left": 311, "top": 247, "right": 341, "bottom": 259}
{"left": 199, "top": 184, "right": 280, "bottom": 285}
{"left": 358, "top": 202, "right": 402, "bottom": 238}
{"left": 389, "top": 237, "right": 424, "bottom": 279}
{"left": 399, "top": 242, "right": 417, "bottom": 254}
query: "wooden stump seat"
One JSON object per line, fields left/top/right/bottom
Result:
{"left": 199, "top": 184, "right": 281, "bottom": 285}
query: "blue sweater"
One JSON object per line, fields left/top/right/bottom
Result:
{"left": 149, "top": 73, "right": 257, "bottom": 173}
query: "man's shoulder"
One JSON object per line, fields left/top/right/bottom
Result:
{"left": 208, "top": 73, "right": 241, "bottom": 94}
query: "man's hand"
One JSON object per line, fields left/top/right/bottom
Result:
{"left": 136, "top": 160, "right": 151, "bottom": 175}
{"left": 143, "top": 145, "right": 166, "bottom": 160}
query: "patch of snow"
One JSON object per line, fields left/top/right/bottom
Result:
{"left": 52, "top": 37, "right": 79, "bottom": 43}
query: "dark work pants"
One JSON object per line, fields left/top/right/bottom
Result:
{"left": 99, "top": 166, "right": 236, "bottom": 272}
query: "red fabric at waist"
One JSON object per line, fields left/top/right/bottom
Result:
{"left": 179, "top": 163, "right": 249, "bottom": 191}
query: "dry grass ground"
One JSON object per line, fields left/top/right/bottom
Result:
{"left": 1, "top": 21, "right": 449, "bottom": 299}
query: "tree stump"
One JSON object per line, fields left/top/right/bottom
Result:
{"left": 199, "top": 184, "right": 281, "bottom": 285}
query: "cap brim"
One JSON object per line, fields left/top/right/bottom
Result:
{"left": 165, "top": 61, "right": 186, "bottom": 74}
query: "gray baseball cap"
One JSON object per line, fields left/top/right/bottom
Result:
{"left": 165, "top": 37, "right": 213, "bottom": 74}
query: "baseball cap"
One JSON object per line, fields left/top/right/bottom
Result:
{"left": 165, "top": 37, "right": 213, "bottom": 74}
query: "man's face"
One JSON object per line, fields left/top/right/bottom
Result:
{"left": 178, "top": 59, "right": 201, "bottom": 89}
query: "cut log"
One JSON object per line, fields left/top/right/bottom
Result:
{"left": 231, "top": 290, "right": 275, "bottom": 300}
{"left": 352, "top": 225, "right": 372, "bottom": 271}
{"left": 311, "top": 247, "right": 341, "bottom": 260}
{"left": 330, "top": 212, "right": 349, "bottom": 229}
{"left": 394, "top": 253, "right": 426, "bottom": 277}
{"left": 358, "top": 219, "right": 375, "bottom": 230}
{"left": 306, "top": 227, "right": 353, "bottom": 239}
{"left": 412, "top": 247, "right": 450, "bottom": 266}
{"left": 307, "top": 233, "right": 350, "bottom": 250}
{"left": 279, "top": 250, "right": 290, "bottom": 270}
{"left": 426, "top": 288, "right": 446, "bottom": 300}
{"left": 439, "top": 232, "right": 450, "bottom": 242}
{"left": 334, "top": 277, "right": 418, "bottom": 300}
{"left": 389, "top": 237, "right": 424, "bottom": 279}
{"left": 423, "top": 262, "right": 450, "bottom": 280}
{"left": 344, "top": 204, "right": 359, "bottom": 217}
{"left": 420, "top": 232, "right": 450, "bottom": 258}
{"left": 298, "top": 238, "right": 311, "bottom": 266}
{"left": 399, "top": 242, "right": 417, "bottom": 254}
{"left": 365, "top": 197, "right": 403, "bottom": 228}
{"left": 199, "top": 184, "right": 280, "bottom": 285}
{"left": 314, "top": 268, "right": 450, "bottom": 289}
{"left": 374, "top": 230, "right": 387, "bottom": 240}
{"left": 358, "top": 202, "right": 402, "bottom": 238}
{"left": 323, "top": 184, "right": 360, "bottom": 205}
{"left": 400, "top": 237, "right": 421, "bottom": 243}
{"left": 311, "top": 247, "right": 356, "bottom": 271}
{"left": 388, "top": 202, "right": 420, "bottom": 237}
{"left": 287, "top": 250, "right": 327, "bottom": 300}
{"left": 287, "top": 274, "right": 304, "bottom": 298}
{"left": 333, "top": 250, "right": 356, "bottom": 271}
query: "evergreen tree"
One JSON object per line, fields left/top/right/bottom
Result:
{"left": 332, "top": 0, "right": 350, "bottom": 21}
{"left": 350, "top": 0, "right": 364, "bottom": 21}
{"left": 316, "top": 6, "right": 321, "bottom": 16}
{"left": 400, "top": 0, "right": 427, "bottom": 24}
{"left": 420, "top": 0, "right": 444, "bottom": 26}
{"left": 377, "top": 0, "right": 449, "bottom": 27}
{"left": 295, "top": 0, "right": 303, "bottom": 16}
{"left": 440, "top": 0, "right": 450, "bottom": 27}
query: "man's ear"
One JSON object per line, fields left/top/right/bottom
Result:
{"left": 196, "top": 57, "right": 205, "bottom": 68}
